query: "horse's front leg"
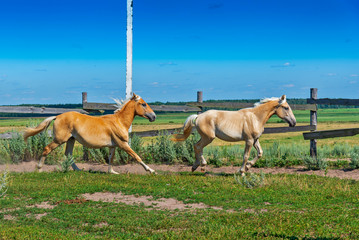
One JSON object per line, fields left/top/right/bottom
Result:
{"left": 246, "top": 139, "right": 263, "bottom": 170}
{"left": 117, "top": 140, "right": 155, "bottom": 174}
{"left": 107, "top": 147, "right": 119, "bottom": 174}
{"left": 239, "top": 140, "right": 253, "bottom": 176}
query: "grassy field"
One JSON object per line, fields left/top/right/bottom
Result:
{"left": 0, "top": 109, "right": 358, "bottom": 239}
{"left": 1, "top": 171, "right": 359, "bottom": 239}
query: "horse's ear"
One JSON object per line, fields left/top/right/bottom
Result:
{"left": 131, "top": 93, "right": 137, "bottom": 100}
{"left": 279, "top": 95, "right": 286, "bottom": 105}
{"left": 131, "top": 93, "right": 141, "bottom": 102}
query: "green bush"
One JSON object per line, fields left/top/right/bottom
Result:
{"left": 208, "top": 149, "right": 223, "bottom": 167}
{"left": 349, "top": 152, "right": 359, "bottom": 169}
{"left": 303, "top": 155, "right": 328, "bottom": 170}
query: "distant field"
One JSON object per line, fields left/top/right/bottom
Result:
{"left": 133, "top": 108, "right": 359, "bottom": 125}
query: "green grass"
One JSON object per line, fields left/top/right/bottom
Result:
{"left": 1, "top": 171, "right": 358, "bottom": 239}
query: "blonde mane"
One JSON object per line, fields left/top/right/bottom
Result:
{"left": 254, "top": 97, "right": 281, "bottom": 107}
{"left": 113, "top": 94, "right": 141, "bottom": 113}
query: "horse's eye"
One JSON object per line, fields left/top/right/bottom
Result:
{"left": 142, "top": 103, "right": 147, "bottom": 107}
{"left": 283, "top": 107, "right": 289, "bottom": 110}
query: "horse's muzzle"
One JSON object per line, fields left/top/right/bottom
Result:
{"left": 146, "top": 112, "right": 156, "bottom": 122}
{"left": 288, "top": 119, "right": 296, "bottom": 127}
{"left": 285, "top": 117, "right": 296, "bottom": 127}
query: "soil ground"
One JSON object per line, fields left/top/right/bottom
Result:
{"left": 1, "top": 161, "right": 359, "bottom": 181}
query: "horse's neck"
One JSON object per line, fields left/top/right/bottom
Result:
{"left": 115, "top": 101, "right": 136, "bottom": 130}
{"left": 252, "top": 101, "right": 277, "bottom": 127}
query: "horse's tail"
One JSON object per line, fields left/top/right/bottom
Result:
{"left": 172, "top": 114, "right": 198, "bottom": 142}
{"left": 23, "top": 116, "right": 56, "bottom": 142}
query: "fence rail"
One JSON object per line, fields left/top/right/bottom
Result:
{"left": 0, "top": 106, "right": 88, "bottom": 114}
{"left": 307, "top": 98, "right": 359, "bottom": 106}
{"left": 303, "top": 128, "right": 359, "bottom": 140}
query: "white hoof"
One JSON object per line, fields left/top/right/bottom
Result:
{"left": 37, "top": 165, "right": 43, "bottom": 172}
{"left": 109, "top": 169, "right": 119, "bottom": 174}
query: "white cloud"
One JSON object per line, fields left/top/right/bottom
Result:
{"left": 284, "top": 84, "right": 295, "bottom": 88}
{"left": 350, "top": 74, "right": 358, "bottom": 77}
{"left": 270, "top": 62, "right": 295, "bottom": 68}
{"left": 159, "top": 62, "right": 178, "bottom": 67}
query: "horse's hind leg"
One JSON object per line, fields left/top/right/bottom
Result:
{"left": 193, "top": 136, "right": 214, "bottom": 172}
{"left": 246, "top": 139, "right": 263, "bottom": 170}
{"left": 239, "top": 139, "right": 254, "bottom": 176}
{"left": 38, "top": 141, "right": 61, "bottom": 172}
{"left": 64, "top": 137, "right": 81, "bottom": 171}
{"left": 107, "top": 147, "right": 118, "bottom": 174}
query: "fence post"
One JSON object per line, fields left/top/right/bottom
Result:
{"left": 197, "top": 91, "right": 203, "bottom": 114}
{"left": 82, "top": 92, "right": 88, "bottom": 105}
{"left": 310, "top": 88, "right": 318, "bottom": 158}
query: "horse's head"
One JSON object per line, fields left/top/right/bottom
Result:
{"left": 132, "top": 93, "right": 156, "bottom": 122}
{"left": 275, "top": 95, "right": 296, "bottom": 127}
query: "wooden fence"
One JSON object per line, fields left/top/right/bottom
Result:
{"left": 81, "top": 91, "right": 317, "bottom": 137}
{"left": 302, "top": 88, "right": 359, "bottom": 157}
{"left": 1, "top": 89, "right": 358, "bottom": 158}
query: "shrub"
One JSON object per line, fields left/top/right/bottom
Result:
{"left": 208, "top": 150, "right": 223, "bottom": 167}
{"left": 155, "top": 131, "right": 177, "bottom": 163}
{"left": 349, "top": 152, "right": 359, "bottom": 169}
{"left": 303, "top": 156, "right": 327, "bottom": 170}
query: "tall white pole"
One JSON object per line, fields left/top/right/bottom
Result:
{"left": 126, "top": 0, "right": 133, "bottom": 135}
{"left": 126, "top": 0, "right": 133, "bottom": 99}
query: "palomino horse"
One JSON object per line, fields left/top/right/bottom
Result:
{"left": 172, "top": 95, "right": 296, "bottom": 175}
{"left": 24, "top": 93, "right": 157, "bottom": 174}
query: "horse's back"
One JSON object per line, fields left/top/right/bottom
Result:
{"left": 196, "top": 109, "right": 261, "bottom": 142}
{"left": 53, "top": 112, "right": 118, "bottom": 147}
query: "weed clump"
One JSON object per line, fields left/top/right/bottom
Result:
{"left": 234, "top": 171, "right": 265, "bottom": 189}
{"left": 59, "top": 155, "right": 75, "bottom": 173}
{"left": 0, "top": 170, "right": 9, "bottom": 198}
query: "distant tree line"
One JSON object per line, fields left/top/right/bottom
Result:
{"left": 0, "top": 99, "right": 357, "bottom": 117}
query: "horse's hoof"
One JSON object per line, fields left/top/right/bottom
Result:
{"left": 36, "top": 165, "right": 43, "bottom": 172}
{"left": 200, "top": 167, "right": 206, "bottom": 173}
{"left": 109, "top": 170, "right": 119, "bottom": 174}
{"left": 192, "top": 165, "right": 199, "bottom": 172}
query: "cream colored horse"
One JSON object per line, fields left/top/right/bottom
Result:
{"left": 173, "top": 95, "right": 296, "bottom": 175}
{"left": 24, "top": 93, "right": 157, "bottom": 174}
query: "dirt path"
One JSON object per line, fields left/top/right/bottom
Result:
{"left": 1, "top": 161, "right": 359, "bottom": 181}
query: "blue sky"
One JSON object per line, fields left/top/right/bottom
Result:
{"left": 0, "top": 0, "right": 358, "bottom": 104}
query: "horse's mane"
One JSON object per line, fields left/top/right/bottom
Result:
{"left": 113, "top": 94, "right": 141, "bottom": 113}
{"left": 254, "top": 97, "right": 281, "bottom": 107}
